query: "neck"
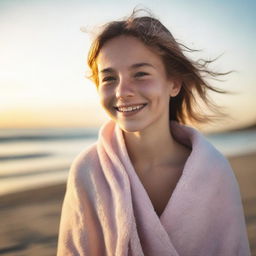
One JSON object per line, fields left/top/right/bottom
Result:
{"left": 123, "top": 120, "right": 188, "bottom": 173}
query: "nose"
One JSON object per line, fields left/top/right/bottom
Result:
{"left": 115, "top": 77, "right": 135, "bottom": 99}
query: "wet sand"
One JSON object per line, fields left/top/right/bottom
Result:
{"left": 0, "top": 153, "right": 255, "bottom": 256}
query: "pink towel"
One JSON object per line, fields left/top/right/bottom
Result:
{"left": 57, "top": 120, "right": 251, "bottom": 256}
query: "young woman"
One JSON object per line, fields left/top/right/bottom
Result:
{"left": 57, "top": 11, "right": 251, "bottom": 256}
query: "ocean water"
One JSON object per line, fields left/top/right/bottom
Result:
{"left": 0, "top": 127, "right": 98, "bottom": 196}
{"left": 0, "top": 127, "right": 256, "bottom": 196}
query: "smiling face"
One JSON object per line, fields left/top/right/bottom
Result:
{"left": 96, "top": 35, "right": 181, "bottom": 133}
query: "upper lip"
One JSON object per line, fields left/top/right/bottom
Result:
{"left": 114, "top": 103, "right": 147, "bottom": 108}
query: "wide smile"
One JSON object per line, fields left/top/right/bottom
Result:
{"left": 114, "top": 103, "right": 147, "bottom": 116}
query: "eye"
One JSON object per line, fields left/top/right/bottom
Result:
{"left": 134, "top": 72, "right": 149, "bottom": 78}
{"left": 102, "top": 76, "right": 116, "bottom": 83}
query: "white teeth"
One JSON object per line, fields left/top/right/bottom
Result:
{"left": 117, "top": 104, "right": 145, "bottom": 112}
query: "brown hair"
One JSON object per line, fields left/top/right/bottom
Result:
{"left": 87, "top": 9, "right": 231, "bottom": 126}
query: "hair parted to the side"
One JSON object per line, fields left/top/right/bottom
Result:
{"left": 87, "top": 8, "right": 231, "bottom": 126}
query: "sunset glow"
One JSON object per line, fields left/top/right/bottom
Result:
{"left": 1, "top": 0, "right": 255, "bottom": 132}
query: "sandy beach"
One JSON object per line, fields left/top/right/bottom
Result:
{"left": 0, "top": 152, "right": 255, "bottom": 256}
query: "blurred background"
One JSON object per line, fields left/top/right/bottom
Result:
{"left": 0, "top": 0, "right": 255, "bottom": 255}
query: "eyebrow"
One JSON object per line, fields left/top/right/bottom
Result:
{"left": 99, "top": 62, "right": 155, "bottom": 74}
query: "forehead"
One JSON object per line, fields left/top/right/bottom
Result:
{"left": 96, "top": 35, "right": 164, "bottom": 71}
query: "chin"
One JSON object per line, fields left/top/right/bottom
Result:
{"left": 117, "top": 121, "right": 147, "bottom": 133}
{"left": 118, "top": 124, "right": 139, "bottom": 133}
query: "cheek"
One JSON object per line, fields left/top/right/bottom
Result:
{"left": 98, "top": 88, "right": 113, "bottom": 109}
{"left": 140, "top": 80, "right": 168, "bottom": 99}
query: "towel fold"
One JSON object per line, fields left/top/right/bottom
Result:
{"left": 57, "top": 120, "right": 251, "bottom": 256}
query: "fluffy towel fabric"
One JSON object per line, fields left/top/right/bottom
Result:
{"left": 57, "top": 120, "right": 251, "bottom": 256}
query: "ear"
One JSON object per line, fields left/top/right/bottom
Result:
{"left": 169, "top": 80, "right": 182, "bottom": 97}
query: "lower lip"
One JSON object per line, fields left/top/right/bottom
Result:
{"left": 116, "top": 105, "right": 146, "bottom": 117}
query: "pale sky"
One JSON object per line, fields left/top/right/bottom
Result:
{"left": 0, "top": 0, "right": 255, "bottom": 132}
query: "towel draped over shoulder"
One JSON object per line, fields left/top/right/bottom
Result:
{"left": 57, "top": 120, "right": 251, "bottom": 256}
